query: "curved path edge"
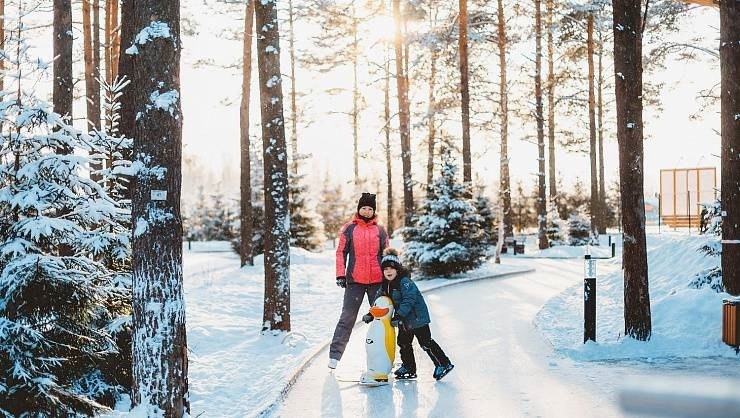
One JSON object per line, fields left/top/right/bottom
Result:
{"left": 253, "top": 267, "right": 536, "bottom": 418}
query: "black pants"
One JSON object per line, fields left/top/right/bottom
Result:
{"left": 397, "top": 324, "right": 450, "bottom": 373}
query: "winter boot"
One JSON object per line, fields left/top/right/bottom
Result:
{"left": 394, "top": 365, "right": 417, "bottom": 380}
{"left": 433, "top": 363, "right": 454, "bottom": 381}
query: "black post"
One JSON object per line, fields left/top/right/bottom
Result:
{"left": 608, "top": 235, "right": 612, "bottom": 246}
{"left": 584, "top": 254, "right": 596, "bottom": 343}
{"left": 611, "top": 242, "right": 616, "bottom": 258}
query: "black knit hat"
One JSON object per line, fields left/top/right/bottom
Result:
{"left": 381, "top": 247, "right": 402, "bottom": 270}
{"left": 357, "top": 192, "right": 377, "bottom": 212}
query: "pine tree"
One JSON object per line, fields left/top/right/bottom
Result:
{"left": 459, "top": 0, "right": 472, "bottom": 186}
{"left": 0, "top": 26, "right": 130, "bottom": 414}
{"left": 473, "top": 187, "right": 497, "bottom": 248}
{"left": 567, "top": 206, "right": 592, "bottom": 246}
{"left": 405, "top": 148, "right": 487, "bottom": 277}
{"left": 546, "top": 196, "right": 566, "bottom": 246}
{"left": 289, "top": 171, "right": 325, "bottom": 251}
{"left": 316, "top": 176, "right": 346, "bottom": 247}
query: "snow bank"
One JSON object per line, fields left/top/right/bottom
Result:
{"left": 535, "top": 234, "right": 738, "bottom": 360}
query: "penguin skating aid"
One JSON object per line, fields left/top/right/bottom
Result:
{"left": 359, "top": 296, "right": 396, "bottom": 386}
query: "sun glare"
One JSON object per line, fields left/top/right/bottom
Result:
{"left": 363, "top": 14, "right": 396, "bottom": 43}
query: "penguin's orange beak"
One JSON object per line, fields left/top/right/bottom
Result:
{"left": 369, "top": 306, "right": 389, "bottom": 318}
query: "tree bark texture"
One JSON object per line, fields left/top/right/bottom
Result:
{"left": 392, "top": 0, "right": 414, "bottom": 226}
{"left": 105, "top": 0, "right": 112, "bottom": 85}
{"left": 459, "top": 0, "right": 472, "bottom": 186}
{"left": 612, "top": 0, "right": 651, "bottom": 340}
{"left": 118, "top": 0, "right": 135, "bottom": 141}
{"left": 130, "top": 0, "right": 190, "bottom": 414}
{"left": 82, "top": 0, "right": 101, "bottom": 131}
{"left": 240, "top": 0, "right": 255, "bottom": 267}
{"left": 597, "top": 27, "right": 607, "bottom": 234}
{"left": 427, "top": 38, "right": 437, "bottom": 195}
{"left": 720, "top": 2, "right": 740, "bottom": 296}
{"left": 587, "top": 15, "right": 599, "bottom": 238}
{"left": 255, "top": 0, "right": 291, "bottom": 332}
{"left": 497, "top": 0, "right": 513, "bottom": 238}
{"left": 384, "top": 50, "right": 394, "bottom": 235}
{"left": 546, "top": 0, "right": 556, "bottom": 199}
{"left": 535, "top": 0, "right": 549, "bottom": 250}
{"left": 111, "top": 0, "right": 120, "bottom": 80}
{"left": 53, "top": 0, "right": 73, "bottom": 123}
{"left": 288, "top": 0, "right": 298, "bottom": 177}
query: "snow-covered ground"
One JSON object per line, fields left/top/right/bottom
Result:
{"left": 108, "top": 234, "right": 739, "bottom": 417}
{"left": 177, "top": 241, "right": 530, "bottom": 417}
{"left": 535, "top": 233, "right": 739, "bottom": 360}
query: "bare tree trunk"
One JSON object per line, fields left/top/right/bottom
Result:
{"left": 497, "top": 0, "right": 513, "bottom": 238}
{"left": 613, "top": 0, "right": 651, "bottom": 340}
{"left": 53, "top": 0, "right": 73, "bottom": 123}
{"left": 384, "top": 49, "right": 394, "bottom": 235}
{"left": 118, "top": 0, "right": 134, "bottom": 141}
{"left": 352, "top": 4, "right": 359, "bottom": 186}
{"left": 597, "top": 27, "right": 607, "bottom": 234}
{"left": 240, "top": 0, "right": 255, "bottom": 267}
{"left": 130, "top": 0, "right": 190, "bottom": 414}
{"left": 255, "top": 0, "right": 291, "bottom": 332}
{"left": 426, "top": 8, "right": 437, "bottom": 195}
{"left": 288, "top": 0, "right": 298, "bottom": 177}
{"left": 82, "top": 0, "right": 101, "bottom": 132}
{"left": 105, "top": 0, "right": 111, "bottom": 86}
{"left": 459, "top": 0, "right": 472, "bottom": 186}
{"left": 535, "top": 0, "right": 549, "bottom": 249}
{"left": 546, "top": 0, "right": 557, "bottom": 199}
{"left": 587, "top": 14, "right": 599, "bottom": 239}
{"left": 93, "top": 0, "right": 102, "bottom": 127}
{"left": 111, "top": 0, "right": 119, "bottom": 80}
{"left": 720, "top": 2, "right": 740, "bottom": 296}
{"left": 392, "top": 0, "right": 414, "bottom": 226}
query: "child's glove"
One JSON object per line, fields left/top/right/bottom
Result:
{"left": 361, "top": 313, "right": 373, "bottom": 323}
{"left": 390, "top": 314, "right": 403, "bottom": 329}
{"left": 336, "top": 276, "right": 346, "bottom": 288}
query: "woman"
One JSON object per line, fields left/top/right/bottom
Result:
{"left": 328, "top": 192, "right": 389, "bottom": 369}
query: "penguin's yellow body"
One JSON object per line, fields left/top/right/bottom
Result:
{"left": 360, "top": 296, "right": 396, "bottom": 384}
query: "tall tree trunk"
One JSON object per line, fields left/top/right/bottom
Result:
{"left": 54, "top": 0, "right": 74, "bottom": 257}
{"left": 240, "top": 0, "right": 255, "bottom": 267}
{"left": 459, "top": 0, "right": 472, "bottom": 186}
{"left": 384, "top": 49, "right": 394, "bottom": 235}
{"left": 105, "top": 0, "right": 111, "bottom": 86}
{"left": 116, "top": 0, "right": 134, "bottom": 204}
{"left": 496, "top": 0, "right": 513, "bottom": 238}
{"left": 393, "top": 0, "right": 414, "bottom": 226}
{"left": 118, "top": 0, "right": 134, "bottom": 141}
{"left": 82, "top": 0, "right": 101, "bottom": 132}
{"left": 111, "top": 0, "right": 119, "bottom": 80}
{"left": 53, "top": 0, "right": 73, "bottom": 124}
{"left": 288, "top": 0, "right": 298, "bottom": 177}
{"left": 720, "top": 2, "right": 740, "bottom": 296}
{"left": 546, "top": 0, "right": 556, "bottom": 199}
{"left": 93, "top": 0, "right": 102, "bottom": 127}
{"left": 613, "top": 0, "right": 651, "bottom": 340}
{"left": 597, "top": 27, "right": 607, "bottom": 234}
{"left": 352, "top": 4, "right": 360, "bottom": 186}
{"left": 0, "top": 0, "right": 3, "bottom": 109}
{"left": 427, "top": 26, "right": 437, "bottom": 195}
{"left": 587, "top": 14, "right": 599, "bottom": 239}
{"left": 130, "top": 0, "right": 190, "bottom": 414}
{"left": 535, "top": 0, "right": 549, "bottom": 249}
{"left": 255, "top": 0, "right": 291, "bottom": 332}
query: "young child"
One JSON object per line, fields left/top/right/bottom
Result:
{"left": 365, "top": 247, "right": 454, "bottom": 381}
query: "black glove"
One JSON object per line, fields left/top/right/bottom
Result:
{"left": 336, "top": 276, "right": 346, "bottom": 288}
{"left": 390, "top": 314, "right": 403, "bottom": 328}
{"left": 362, "top": 313, "right": 373, "bottom": 323}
